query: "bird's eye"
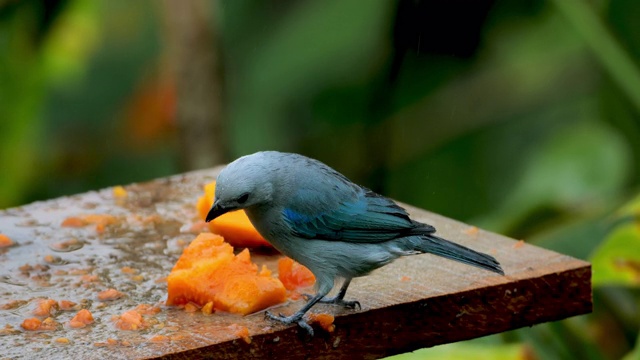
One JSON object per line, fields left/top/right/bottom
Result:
{"left": 237, "top": 193, "right": 249, "bottom": 204}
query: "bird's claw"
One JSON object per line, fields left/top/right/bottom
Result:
{"left": 342, "top": 300, "right": 361, "bottom": 310}
{"left": 265, "top": 311, "right": 299, "bottom": 323}
{"left": 301, "top": 294, "right": 361, "bottom": 310}
{"left": 297, "top": 319, "right": 314, "bottom": 336}
{"left": 326, "top": 299, "right": 360, "bottom": 310}
{"left": 265, "top": 311, "right": 314, "bottom": 336}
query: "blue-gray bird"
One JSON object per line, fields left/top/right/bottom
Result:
{"left": 206, "top": 151, "right": 504, "bottom": 334}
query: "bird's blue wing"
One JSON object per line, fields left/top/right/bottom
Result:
{"left": 282, "top": 186, "right": 434, "bottom": 243}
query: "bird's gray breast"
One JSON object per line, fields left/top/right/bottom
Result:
{"left": 244, "top": 205, "right": 300, "bottom": 256}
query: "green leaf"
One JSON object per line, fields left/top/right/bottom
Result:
{"left": 623, "top": 332, "right": 640, "bottom": 360}
{"left": 512, "top": 121, "right": 628, "bottom": 209}
{"left": 616, "top": 193, "right": 640, "bottom": 219}
{"left": 475, "top": 121, "right": 630, "bottom": 234}
{"left": 591, "top": 222, "right": 640, "bottom": 287}
{"left": 385, "top": 342, "right": 530, "bottom": 360}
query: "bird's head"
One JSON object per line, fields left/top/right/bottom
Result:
{"left": 205, "top": 153, "right": 275, "bottom": 222}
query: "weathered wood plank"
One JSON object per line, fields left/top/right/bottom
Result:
{"left": 0, "top": 168, "right": 592, "bottom": 359}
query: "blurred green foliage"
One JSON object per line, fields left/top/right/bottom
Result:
{"left": 1, "top": 0, "right": 640, "bottom": 359}
{"left": 591, "top": 195, "right": 640, "bottom": 287}
{"left": 392, "top": 341, "right": 531, "bottom": 360}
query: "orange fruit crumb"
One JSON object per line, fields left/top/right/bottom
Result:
{"left": 115, "top": 310, "right": 144, "bottom": 331}
{"left": 69, "top": 268, "right": 90, "bottom": 275}
{"left": 21, "top": 318, "right": 42, "bottom": 331}
{"left": 134, "top": 304, "right": 161, "bottom": 315}
{"left": 201, "top": 301, "right": 214, "bottom": 315}
{"left": 82, "top": 274, "right": 99, "bottom": 283}
{"left": 33, "top": 298, "right": 58, "bottom": 317}
{"left": 33, "top": 264, "right": 48, "bottom": 271}
{"left": 98, "top": 288, "right": 124, "bottom": 301}
{"left": 82, "top": 214, "right": 118, "bottom": 226}
{"left": 0, "top": 234, "right": 14, "bottom": 248}
{"left": 55, "top": 337, "right": 70, "bottom": 344}
{"left": 58, "top": 300, "right": 77, "bottom": 310}
{"left": 61, "top": 217, "right": 86, "bottom": 227}
{"left": 308, "top": 313, "right": 335, "bottom": 333}
{"left": 176, "top": 238, "right": 188, "bottom": 247}
{"left": 400, "top": 276, "right": 411, "bottom": 282}
{"left": 50, "top": 238, "right": 83, "bottom": 252}
{"left": 95, "top": 223, "right": 106, "bottom": 233}
{"left": 121, "top": 266, "right": 138, "bottom": 274}
{"left": 464, "top": 226, "right": 479, "bottom": 236}
{"left": 513, "top": 240, "right": 525, "bottom": 249}
{"left": 113, "top": 186, "right": 128, "bottom": 198}
{"left": 69, "top": 309, "right": 94, "bottom": 328}
{"left": 149, "top": 335, "right": 170, "bottom": 343}
{"left": 61, "top": 214, "right": 118, "bottom": 233}
{"left": 184, "top": 302, "right": 199, "bottom": 313}
{"left": 229, "top": 324, "right": 251, "bottom": 344}
{"left": 39, "top": 317, "right": 59, "bottom": 331}
{"left": 1, "top": 300, "right": 27, "bottom": 310}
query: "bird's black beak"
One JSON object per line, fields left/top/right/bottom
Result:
{"left": 206, "top": 201, "right": 232, "bottom": 222}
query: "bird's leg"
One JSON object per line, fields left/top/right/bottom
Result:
{"left": 265, "top": 292, "right": 325, "bottom": 336}
{"left": 303, "top": 278, "right": 361, "bottom": 310}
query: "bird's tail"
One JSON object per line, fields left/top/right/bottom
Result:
{"left": 410, "top": 235, "right": 504, "bottom": 275}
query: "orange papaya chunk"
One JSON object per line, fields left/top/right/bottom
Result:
{"left": 278, "top": 257, "right": 316, "bottom": 290}
{"left": 196, "top": 181, "right": 271, "bottom": 248}
{"left": 166, "top": 233, "right": 286, "bottom": 315}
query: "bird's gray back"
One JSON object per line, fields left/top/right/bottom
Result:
{"left": 244, "top": 152, "right": 433, "bottom": 242}
{"left": 252, "top": 152, "right": 360, "bottom": 206}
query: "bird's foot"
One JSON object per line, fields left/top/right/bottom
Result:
{"left": 265, "top": 311, "right": 314, "bottom": 336}
{"left": 302, "top": 294, "right": 361, "bottom": 310}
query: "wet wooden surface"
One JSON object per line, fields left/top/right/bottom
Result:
{"left": 0, "top": 168, "right": 592, "bottom": 359}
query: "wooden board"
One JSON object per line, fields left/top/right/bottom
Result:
{"left": 0, "top": 168, "right": 592, "bottom": 359}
